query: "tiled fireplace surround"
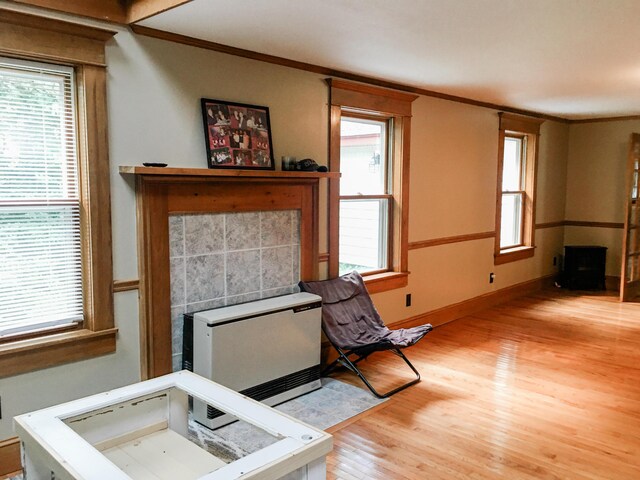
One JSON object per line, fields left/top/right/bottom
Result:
{"left": 169, "top": 210, "right": 301, "bottom": 371}
{"left": 127, "top": 169, "right": 325, "bottom": 379}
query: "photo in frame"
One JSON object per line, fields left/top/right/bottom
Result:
{"left": 201, "top": 98, "right": 275, "bottom": 170}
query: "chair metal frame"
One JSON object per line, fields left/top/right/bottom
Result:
{"left": 322, "top": 337, "right": 422, "bottom": 399}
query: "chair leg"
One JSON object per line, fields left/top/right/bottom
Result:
{"left": 325, "top": 347, "right": 421, "bottom": 399}
{"left": 321, "top": 356, "right": 343, "bottom": 376}
{"left": 322, "top": 348, "right": 364, "bottom": 377}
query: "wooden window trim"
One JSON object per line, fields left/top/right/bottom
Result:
{"left": 364, "top": 271, "right": 409, "bottom": 294}
{"left": 0, "top": 10, "right": 117, "bottom": 378}
{"left": 494, "top": 246, "right": 536, "bottom": 265}
{"left": 328, "top": 78, "right": 417, "bottom": 293}
{"left": 494, "top": 113, "right": 543, "bottom": 265}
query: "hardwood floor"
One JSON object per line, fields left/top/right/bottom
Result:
{"left": 325, "top": 289, "right": 640, "bottom": 479}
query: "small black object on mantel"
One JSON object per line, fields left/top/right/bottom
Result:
{"left": 295, "top": 158, "right": 328, "bottom": 173}
{"left": 142, "top": 162, "right": 168, "bottom": 168}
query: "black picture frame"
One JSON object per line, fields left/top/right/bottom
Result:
{"left": 201, "top": 98, "right": 275, "bottom": 170}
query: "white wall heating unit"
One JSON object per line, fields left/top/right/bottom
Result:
{"left": 183, "top": 292, "right": 323, "bottom": 429}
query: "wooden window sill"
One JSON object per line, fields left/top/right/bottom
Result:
{"left": 363, "top": 271, "right": 409, "bottom": 294}
{"left": 494, "top": 246, "right": 535, "bottom": 265}
{"left": 0, "top": 328, "right": 117, "bottom": 378}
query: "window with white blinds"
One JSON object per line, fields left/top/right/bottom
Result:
{"left": 0, "top": 57, "right": 83, "bottom": 338}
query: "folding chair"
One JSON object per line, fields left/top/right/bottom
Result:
{"left": 299, "top": 271, "right": 432, "bottom": 398}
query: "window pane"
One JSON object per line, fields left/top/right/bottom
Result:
{"left": 0, "top": 205, "right": 83, "bottom": 336}
{"left": 340, "top": 118, "right": 386, "bottom": 195}
{"left": 0, "top": 57, "right": 82, "bottom": 337}
{"left": 502, "top": 136, "right": 523, "bottom": 191}
{"left": 500, "top": 193, "right": 522, "bottom": 248}
{"left": 339, "top": 199, "right": 388, "bottom": 275}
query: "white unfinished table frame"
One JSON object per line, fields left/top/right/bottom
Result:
{"left": 14, "top": 371, "right": 332, "bottom": 480}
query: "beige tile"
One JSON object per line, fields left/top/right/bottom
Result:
{"left": 185, "top": 254, "right": 225, "bottom": 303}
{"left": 169, "top": 215, "right": 185, "bottom": 258}
{"left": 185, "top": 213, "right": 225, "bottom": 255}
{"left": 186, "top": 297, "right": 226, "bottom": 314}
{"left": 226, "top": 249, "right": 261, "bottom": 295}
{"left": 226, "top": 291, "right": 261, "bottom": 306}
{"left": 171, "top": 305, "right": 185, "bottom": 356}
{"left": 226, "top": 212, "right": 260, "bottom": 251}
{"left": 170, "top": 257, "right": 185, "bottom": 306}
{"left": 261, "top": 211, "right": 292, "bottom": 247}
{"left": 262, "top": 246, "right": 293, "bottom": 290}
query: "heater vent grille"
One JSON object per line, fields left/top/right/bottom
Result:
{"left": 206, "top": 365, "right": 321, "bottom": 419}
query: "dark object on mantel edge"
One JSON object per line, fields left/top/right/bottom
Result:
{"left": 142, "top": 162, "right": 168, "bottom": 168}
{"left": 562, "top": 245, "right": 607, "bottom": 290}
{"left": 295, "top": 158, "right": 328, "bottom": 172}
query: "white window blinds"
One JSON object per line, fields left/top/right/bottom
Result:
{"left": 0, "top": 57, "right": 83, "bottom": 338}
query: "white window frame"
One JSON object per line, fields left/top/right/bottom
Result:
{"left": 338, "top": 114, "right": 393, "bottom": 276}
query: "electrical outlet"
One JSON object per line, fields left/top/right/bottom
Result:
{"left": 405, "top": 293, "right": 412, "bottom": 307}
{"left": 489, "top": 272, "right": 495, "bottom": 284}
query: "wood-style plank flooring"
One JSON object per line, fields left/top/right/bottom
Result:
{"left": 325, "top": 289, "right": 640, "bottom": 479}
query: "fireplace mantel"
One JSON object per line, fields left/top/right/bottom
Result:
{"left": 119, "top": 165, "right": 339, "bottom": 179}
{"left": 122, "top": 166, "right": 334, "bottom": 379}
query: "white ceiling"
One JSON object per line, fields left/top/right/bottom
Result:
{"left": 138, "top": 0, "right": 640, "bottom": 120}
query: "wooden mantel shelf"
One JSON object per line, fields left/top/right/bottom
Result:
{"left": 119, "top": 166, "right": 339, "bottom": 179}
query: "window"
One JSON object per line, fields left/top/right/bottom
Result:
{"left": 494, "top": 113, "right": 543, "bottom": 265}
{"left": 328, "top": 79, "right": 417, "bottom": 293}
{"left": 339, "top": 116, "right": 391, "bottom": 275}
{"left": 0, "top": 11, "right": 116, "bottom": 377}
{"left": 0, "top": 58, "right": 83, "bottom": 338}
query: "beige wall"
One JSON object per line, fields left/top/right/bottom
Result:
{"left": 0, "top": 4, "right": 573, "bottom": 439}
{"left": 565, "top": 120, "right": 640, "bottom": 276}
{"left": 409, "top": 97, "right": 498, "bottom": 241}
{"left": 376, "top": 113, "right": 569, "bottom": 323}
{"left": 538, "top": 120, "right": 570, "bottom": 224}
